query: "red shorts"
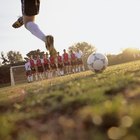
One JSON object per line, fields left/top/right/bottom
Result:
{"left": 31, "top": 67, "right": 36, "bottom": 74}
{"left": 58, "top": 63, "right": 63, "bottom": 69}
{"left": 64, "top": 61, "right": 70, "bottom": 66}
{"left": 50, "top": 63, "right": 57, "bottom": 70}
{"left": 37, "top": 66, "right": 44, "bottom": 73}
{"left": 44, "top": 64, "right": 50, "bottom": 71}
{"left": 71, "top": 60, "right": 76, "bottom": 66}
{"left": 77, "top": 59, "right": 83, "bottom": 65}
{"left": 26, "top": 70, "right": 32, "bottom": 76}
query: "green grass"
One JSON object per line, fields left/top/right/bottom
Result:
{"left": 1, "top": 60, "right": 140, "bottom": 140}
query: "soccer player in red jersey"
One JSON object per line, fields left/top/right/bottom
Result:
{"left": 24, "top": 58, "right": 33, "bottom": 83}
{"left": 36, "top": 55, "right": 44, "bottom": 80}
{"left": 29, "top": 55, "right": 37, "bottom": 81}
{"left": 69, "top": 50, "right": 76, "bottom": 73}
{"left": 43, "top": 52, "right": 51, "bottom": 78}
{"left": 49, "top": 55, "right": 57, "bottom": 78}
{"left": 62, "top": 49, "right": 70, "bottom": 74}
{"left": 75, "top": 48, "right": 85, "bottom": 72}
{"left": 57, "top": 52, "right": 64, "bottom": 76}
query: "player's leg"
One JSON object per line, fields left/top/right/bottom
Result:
{"left": 12, "top": 15, "right": 47, "bottom": 43}
{"left": 23, "top": 15, "right": 46, "bottom": 41}
{"left": 24, "top": 17, "right": 57, "bottom": 57}
{"left": 76, "top": 59, "right": 79, "bottom": 72}
{"left": 12, "top": 0, "right": 57, "bottom": 56}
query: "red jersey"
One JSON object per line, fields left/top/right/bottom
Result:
{"left": 43, "top": 57, "right": 49, "bottom": 65}
{"left": 57, "top": 55, "right": 63, "bottom": 63}
{"left": 63, "top": 53, "right": 69, "bottom": 62}
{"left": 70, "top": 53, "right": 76, "bottom": 60}
{"left": 36, "top": 58, "right": 42, "bottom": 67}
{"left": 50, "top": 56, "right": 55, "bottom": 64}
{"left": 29, "top": 59, "right": 35, "bottom": 67}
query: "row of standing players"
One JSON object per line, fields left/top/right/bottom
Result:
{"left": 25, "top": 49, "right": 85, "bottom": 83}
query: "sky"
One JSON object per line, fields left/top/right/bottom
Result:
{"left": 1, "top": 0, "right": 140, "bottom": 58}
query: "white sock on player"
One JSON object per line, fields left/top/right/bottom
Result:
{"left": 30, "top": 75, "right": 33, "bottom": 82}
{"left": 25, "top": 22, "right": 46, "bottom": 42}
{"left": 27, "top": 76, "right": 31, "bottom": 82}
{"left": 35, "top": 74, "right": 38, "bottom": 81}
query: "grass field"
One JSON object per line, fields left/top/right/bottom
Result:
{"left": 1, "top": 60, "right": 140, "bottom": 140}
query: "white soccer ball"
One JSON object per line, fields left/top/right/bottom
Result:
{"left": 87, "top": 52, "right": 108, "bottom": 73}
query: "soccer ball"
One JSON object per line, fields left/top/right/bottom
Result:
{"left": 87, "top": 52, "right": 108, "bottom": 73}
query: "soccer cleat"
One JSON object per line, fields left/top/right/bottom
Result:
{"left": 12, "top": 17, "right": 24, "bottom": 28}
{"left": 45, "top": 35, "right": 57, "bottom": 57}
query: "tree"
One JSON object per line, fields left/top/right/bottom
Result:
{"left": 26, "top": 49, "right": 45, "bottom": 58}
{"left": 68, "top": 42, "right": 96, "bottom": 69}
{"left": 122, "top": 48, "right": 140, "bottom": 60}
{"left": 0, "top": 52, "right": 9, "bottom": 65}
{"left": 69, "top": 42, "right": 96, "bottom": 54}
{"left": 107, "top": 47, "right": 140, "bottom": 65}
{"left": 7, "top": 51, "right": 23, "bottom": 64}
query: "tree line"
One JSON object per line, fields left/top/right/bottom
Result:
{"left": 107, "top": 48, "right": 140, "bottom": 65}
{"left": 0, "top": 43, "right": 140, "bottom": 87}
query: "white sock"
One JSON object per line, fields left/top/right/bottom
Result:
{"left": 31, "top": 75, "right": 33, "bottom": 81}
{"left": 48, "top": 72, "right": 50, "bottom": 78}
{"left": 25, "top": 21, "right": 46, "bottom": 42}
{"left": 79, "top": 66, "right": 81, "bottom": 72}
{"left": 45, "top": 72, "right": 48, "bottom": 78}
{"left": 39, "top": 73, "right": 43, "bottom": 80}
{"left": 27, "top": 76, "right": 30, "bottom": 82}
{"left": 60, "top": 70, "right": 64, "bottom": 75}
{"left": 35, "top": 74, "right": 38, "bottom": 81}
{"left": 72, "top": 69, "right": 75, "bottom": 73}
{"left": 50, "top": 72, "right": 53, "bottom": 78}
{"left": 29, "top": 75, "right": 32, "bottom": 82}
{"left": 82, "top": 66, "right": 85, "bottom": 71}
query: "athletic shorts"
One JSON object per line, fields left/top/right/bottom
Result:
{"left": 37, "top": 66, "right": 43, "bottom": 73}
{"left": 64, "top": 61, "right": 70, "bottom": 66}
{"left": 77, "top": 59, "right": 83, "bottom": 65}
{"left": 44, "top": 64, "right": 50, "bottom": 71}
{"left": 71, "top": 60, "right": 76, "bottom": 66}
{"left": 31, "top": 67, "right": 36, "bottom": 74}
{"left": 26, "top": 70, "right": 32, "bottom": 76}
{"left": 21, "top": 0, "right": 40, "bottom": 16}
{"left": 50, "top": 63, "right": 57, "bottom": 70}
{"left": 58, "top": 63, "right": 63, "bottom": 69}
